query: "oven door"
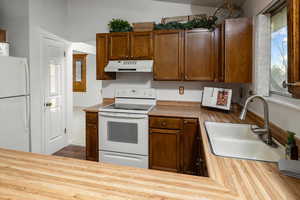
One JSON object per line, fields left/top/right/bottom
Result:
{"left": 99, "top": 112, "right": 148, "bottom": 155}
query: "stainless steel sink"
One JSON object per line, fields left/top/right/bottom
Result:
{"left": 204, "top": 122, "right": 285, "bottom": 162}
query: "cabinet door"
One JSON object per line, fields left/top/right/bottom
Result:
{"left": 181, "top": 119, "right": 199, "bottom": 175}
{"left": 109, "top": 32, "right": 130, "bottom": 60}
{"left": 130, "top": 32, "right": 153, "bottom": 59}
{"left": 214, "top": 25, "right": 225, "bottom": 82}
{"left": 153, "top": 30, "right": 184, "bottom": 81}
{"left": 184, "top": 30, "right": 215, "bottom": 81}
{"left": 224, "top": 18, "right": 252, "bottom": 83}
{"left": 149, "top": 129, "right": 181, "bottom": 172}
{"left": 0, "top": 29, "right": 6, "bottom": 42}
{"left": 86, "top": 112, "right": 99, "bottom": 161}
{"left": 96, "top": 33, "right": 116, "bottom": 80}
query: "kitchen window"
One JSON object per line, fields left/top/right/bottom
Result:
{"left": 270, "top": 6, "right": 289, "bottom": 96}
{"left": 266, "top": 0, "right": 300, "bottom": 99}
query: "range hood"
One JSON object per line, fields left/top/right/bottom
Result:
{"left": 104, "top": 60, "right": 153, "bottom": 72}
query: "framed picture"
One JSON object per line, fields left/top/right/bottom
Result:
{"left": 201, "top": 87, "right": 233, "bottom": 111}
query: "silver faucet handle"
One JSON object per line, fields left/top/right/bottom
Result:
{"left": 250, "top": 125, "right": 268, "bottom": 135}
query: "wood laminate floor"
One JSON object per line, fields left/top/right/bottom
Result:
{"left": 53, "top": 145, "right": 86, "bottom": 160}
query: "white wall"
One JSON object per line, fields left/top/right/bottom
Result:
{"left": 0, "top": 0, "right": 29, "bottom": 57}
{"left": 73, "top": 54, "right": 102, "bottom": 107}
{"left": 103, "top": 74, "right": 243, "bottom": 103}
{"left": 28, "top": 0, "right": 70, "bottom": 153}
{"left": 71, "top": 107, "right": 86, "bottom": 146}
{"left": 67, "top": 0, "right": 216, "bottom": 42}
{"left": 243, "top": 0, "right": 300, "bottom": 138}
{"left": 72, "top": 54, "right": 102, "bottom": 146}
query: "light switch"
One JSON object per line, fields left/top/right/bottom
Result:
{"left": 179, "top": 86, "right": 184, "bottom": 95}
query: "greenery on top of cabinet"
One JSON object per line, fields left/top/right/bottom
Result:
{"left": 108, "top": 16, "right": 218, "bottom": 33}
{"left": 154, "top": 16, "right": 218, "bottom": 31}
{"left": 108, "top": 19, "right": 133, "bottom": 33}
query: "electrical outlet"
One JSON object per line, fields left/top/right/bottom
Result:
{"left": 179, "top": 86, "right": 184, "bottom": 95}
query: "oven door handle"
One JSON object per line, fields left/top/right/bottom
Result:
{"left": 99, "top": 112, "right": 148, "bottom": 119}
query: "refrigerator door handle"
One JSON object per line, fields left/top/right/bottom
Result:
{"left": 25, "top": 96, "right": 31, "bottom": 152}
{"left": 25, "top": 96, "right": 30, "bottom": 131}
{"left": 24, "top": 59, "right": 30, "bottom": 95}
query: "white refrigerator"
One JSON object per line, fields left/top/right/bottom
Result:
{"left": 0, "top": 56, "right": 30, "bottom": 152}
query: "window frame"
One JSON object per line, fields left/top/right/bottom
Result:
{"left": 269, "top": 5, "right": 290, "bottom": 97}
{"left": 287, "top": 0, "right": 300, "bottom": 98}
{"left": 73, "top": 54, "right": 87, "bottom": 93}
{"left": 266, "top": 0, "right": 300, "bottom": 99}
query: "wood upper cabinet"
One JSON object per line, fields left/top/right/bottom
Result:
{"left": 184, "top": 30, "right": 215, "bottom": 81}
{"left": 96, "top": 17, "right": 252, "bottom": 82}
{"left": 86, "top": 112, "right": 99, "bottom": 161}
{"left": 150, "top": 129, "right": 181, "bottom": 172}
{"left": 221, "top": 18, "right": 253, "bottom": 83}
{"left": 108, "top": 32, "right": 153, "bottom": 60}
{"left": 214, "top": 25, "right": 225, "bottom": 82}
{"left": 130, "top": 31, "right": 153, "bottom": 59}
{"left": 109, "top": 32, "right": 130, "bottom": 60}
{"left": 96, "top": 33, "right": 116, "bottom": 80}
{"left": 153, "top": 30, "right": 184, "bottom": 81}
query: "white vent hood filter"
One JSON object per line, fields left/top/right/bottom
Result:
{"left": 105, "top": 60, "right": 153, "bottom": 72}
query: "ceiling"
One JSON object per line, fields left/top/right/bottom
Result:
{"left": 155, "top": 0, "right": 246, "bottom": 7}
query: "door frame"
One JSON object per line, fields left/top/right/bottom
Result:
{"left": 40, "top": 31, "right": 70, "bottom": 154}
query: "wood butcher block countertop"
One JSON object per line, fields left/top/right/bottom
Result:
{"left": 0, "top": 104, "right": 299, "bottom": 200}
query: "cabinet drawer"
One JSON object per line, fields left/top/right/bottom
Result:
{"left": 86, "top": 112, "right": 98, "bottom": 124}
{"left": 150, "top": 117, "right": 183, "bottom": 130}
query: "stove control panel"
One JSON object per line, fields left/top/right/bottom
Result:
{"left": 115, "top": 88, "right": 156, "bottom": 99}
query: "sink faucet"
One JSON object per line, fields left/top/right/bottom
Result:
{"left": 240, "top": 95, "right": 277, "bottom": 147}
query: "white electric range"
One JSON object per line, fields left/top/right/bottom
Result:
{"left": 98, "top": 88, "right": 156, "bottom": 168}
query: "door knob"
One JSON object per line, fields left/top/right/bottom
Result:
{"left": 45, "top": 102, "right": 52, "bottom": 107}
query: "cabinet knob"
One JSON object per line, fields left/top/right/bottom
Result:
{"left": 161, "top": 121, "right": 167, "bottom": 127}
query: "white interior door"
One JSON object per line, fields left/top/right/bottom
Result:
{"left": 43, "top": 38, "right": 67, "bottom": 155}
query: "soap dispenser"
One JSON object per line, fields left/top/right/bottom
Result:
{"left": 286, "top": 131, "right": 299, "bottom": 160}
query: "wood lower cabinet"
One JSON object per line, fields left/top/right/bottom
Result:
{"left": 181, "top": 119, "right": 199, "bottom": 175}
{"left": 86, "top": 112, "right": 99, "bottom": 161}
{"left": 149, "top": 116, "right": 206, "bottom": 176}
{"left": 149, "top": 129, "right": 181, "bottom": 172}
{"left": 96, "top": 33, "right": 116, "bottom": 80}
{"left": 184, "top": 30, "right": 215, "bottom": 81}
{"left": 153, "top": 30, "right": 184, "bottom": 81}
